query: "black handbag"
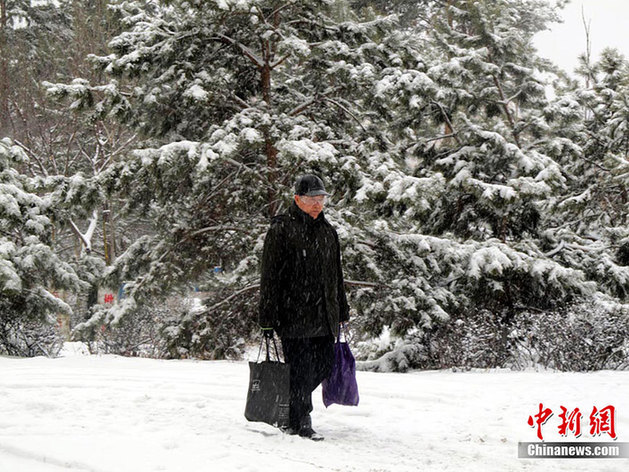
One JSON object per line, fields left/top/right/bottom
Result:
{"left": 244, "top": 336, "right": 290, "bottom": 429}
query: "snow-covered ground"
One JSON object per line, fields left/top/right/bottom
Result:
{"left": 1, "top": 346, "right": 628, "bottom": 472}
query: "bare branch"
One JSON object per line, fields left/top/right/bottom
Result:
{"left": 97, "top": 133, "right": 138, "bottom": 173}
{"left": 201, "top": 277, "right": 388, "bottom": 315}
{"left": 84, "top": 210, "right": 99, "bottom": 245}
{"left": 68, "top": 211, "right": 99, "bottom": 254}
{"left": 230, "top": 92, "right": 251, "bottom": 110}
{"left": 345, "top": 279, "right": 391, "bottom": 289}
{"left": 13, "top": 140, "right": 49, "bottom": 177}
{"left": 503, "top": 89, "right": 523, "bottom": 105}
{"left": 581, "top": 5, "right": 594, "bottom": 87}
{"left": 269, "top": 2, "right": 295, "bottom": 18}
{"left": 270, "top": 54, "right": 290, "bottom": 70}
{"left": 108, "top": 133, "right": 138, "bottom": 158}
{"left": 189, "top": 226, "right": 254, "bottom": 237}
{"left": 423, "top": 133, "right": 458, "bottom": 144}
{"left": 288, "top": 86, "right": 345, "bottom": 116}
{"left": 289, "top": 95, "right": 319, "bottom": 116}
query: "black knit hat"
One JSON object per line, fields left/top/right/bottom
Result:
{"left": 294, "top": 174, "right": 330, "bottom": 196}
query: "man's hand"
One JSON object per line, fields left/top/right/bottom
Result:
{"left": 261, "top": 327, "right": 274, "bottom": 339}
{"left": 339, "top": 321, "right": 351, "bottom": 341}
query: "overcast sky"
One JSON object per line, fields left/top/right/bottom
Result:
{"left": 532, "top": 0, "right": 629, "bottom": 76}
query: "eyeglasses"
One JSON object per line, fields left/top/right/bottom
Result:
{"left": 300, "top": 195, "right": 327, "bottom": 205}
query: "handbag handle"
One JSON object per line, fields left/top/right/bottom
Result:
{"left": 337, "top": 322, "right": 351, "bottom": 343}
{"left": 256, "top": 335, "right": 283, "bottom": 363}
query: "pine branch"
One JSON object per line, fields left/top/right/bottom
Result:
{"left": 513, "top": 305, "right": 545, "bottom": 314}
{"left": 491, "top": 74, "right": 522, "bottom": 148}
{"left": 100, "top": 133, "right": 138, "bottom": 171}
{"left": 356, "top": 239, "right": 378, "bottom": 249}
{"left": 202, "top": 284, "right": 261, "bottom": 312}
{"left": 201, "top": 278, "right": 388, "bottom": 315}
{"left": 222, "top": 157, "right": 274, "bottom": 191}
{"left": 578, "top": 153, "right": 612, "bottom": 172}
{"left": 289, "top": 95, "right": 319, "bottom": 116}
{"left": 543, "top": 240, "right": 566, "bottom": 257}
{"left": 431, "top": 101, "right": 462, "bottom": 145}
{"left": 288, "top": 86, "right": 344, "bottom": 116}
{"left": 269, "top": 2, "right": 295, "bottom": 18}
{"left": 212, "top": 34, "right": 264, "bottom": 69}
{"left": 323, "top": 97, "right": 367, "bottom": 132}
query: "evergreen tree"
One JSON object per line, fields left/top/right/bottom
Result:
{"left": 0, "top": 0, "right": 74, "bottom": 136}
{"left": 47, "top": 0, "right": 424, "bottom": 357}
{"left": 43, "top": 0, "right": 629, "bottom": 367}
{"left": 0, "top": 138, "right": 85, "bottom": 355}
{"left": 346, "top": 0, "right": 627, "bottom": 370}
{"left": 544, "top": 48, "right": 629, "bottom": 301}
{"left": 356, "top": 0, "right": 593, "bottom": 323}
{"left": 2, "top": 0, "right": 126, "bottom": 276}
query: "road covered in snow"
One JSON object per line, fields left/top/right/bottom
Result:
{"left": 1, "top": 347, "right": 628, "bottom": 472}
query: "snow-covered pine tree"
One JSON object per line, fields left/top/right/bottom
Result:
{"left": 0, "top": 0, "right": 76, "bottom": 136}
{"left": 543, "top": 48, "right": 629, "bottom": 303}
{"left": 45, "top": 0, "right": 438, "bottom": 358}
{"left": 43, "top": 0, "right": 626, "bottom": 366}
{"left": 349, "top": 0, "right": 619, "bottom": 369}
{"left": 421, "top": 0, "right": 594, "bottom": 317}
{"left": 0, "top": 138, "right": 85, "bottom": 356}
{"left": 1, "top": 0, "right": 135, "bottom": 335}
{"left": 1, "top": 0, "right": 126, "bottom": 270}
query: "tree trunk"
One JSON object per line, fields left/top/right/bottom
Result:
{"left": 0, "top": 0, "right": 10, "bottom": 135}
{"left": 109, "top": 201, "right": 117, "bottom": 263}
{"left": 103, "top": 204, "right": 111, "bottom": 265}
{"left": 492, "top": 75, "right": 522, "bottom": 148}
{"left": 261, "top": 49, "right": 278, "bottom": 217}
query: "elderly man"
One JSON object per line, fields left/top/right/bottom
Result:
{"left": 258, "top": 174, "right": 350, "bottom": 441}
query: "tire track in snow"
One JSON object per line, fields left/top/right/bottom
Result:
{"left": 0, "top": 442, "right": 110, "bottom": 472}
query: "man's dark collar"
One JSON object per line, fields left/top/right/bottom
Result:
{"left": 289, "top": 201, "right": 325, "bottom": 224}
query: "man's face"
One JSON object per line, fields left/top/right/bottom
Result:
{"left": 295, "top": 194, "right": 326, "bottom": 219}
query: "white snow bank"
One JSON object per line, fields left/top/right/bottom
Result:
{"left": 58, "top": 342, "right": 92, "bottom": 357}
{"left": 0, "top": 354, "right": 627, "bottom": 472}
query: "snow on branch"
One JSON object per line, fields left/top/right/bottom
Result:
{"left": 69, "top": 210, "right": 99, "bottom": 255}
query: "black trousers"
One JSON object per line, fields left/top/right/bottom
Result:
{"left": 281, "top": 336, "right": 334, "bottom": 429}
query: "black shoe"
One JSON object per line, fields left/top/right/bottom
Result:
{"left": 280, "top": 425, "right": 298, "bottom": 435}
{"left": 298, "top": 426, "right": 324, "bottom": 441}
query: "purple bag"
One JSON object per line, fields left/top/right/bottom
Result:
{"left": 322, "top": 333, "right": 359, "bottom": 407}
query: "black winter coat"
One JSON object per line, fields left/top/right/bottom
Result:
{"left": 259, "top": 202, "right": 350, "bottom": 338}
